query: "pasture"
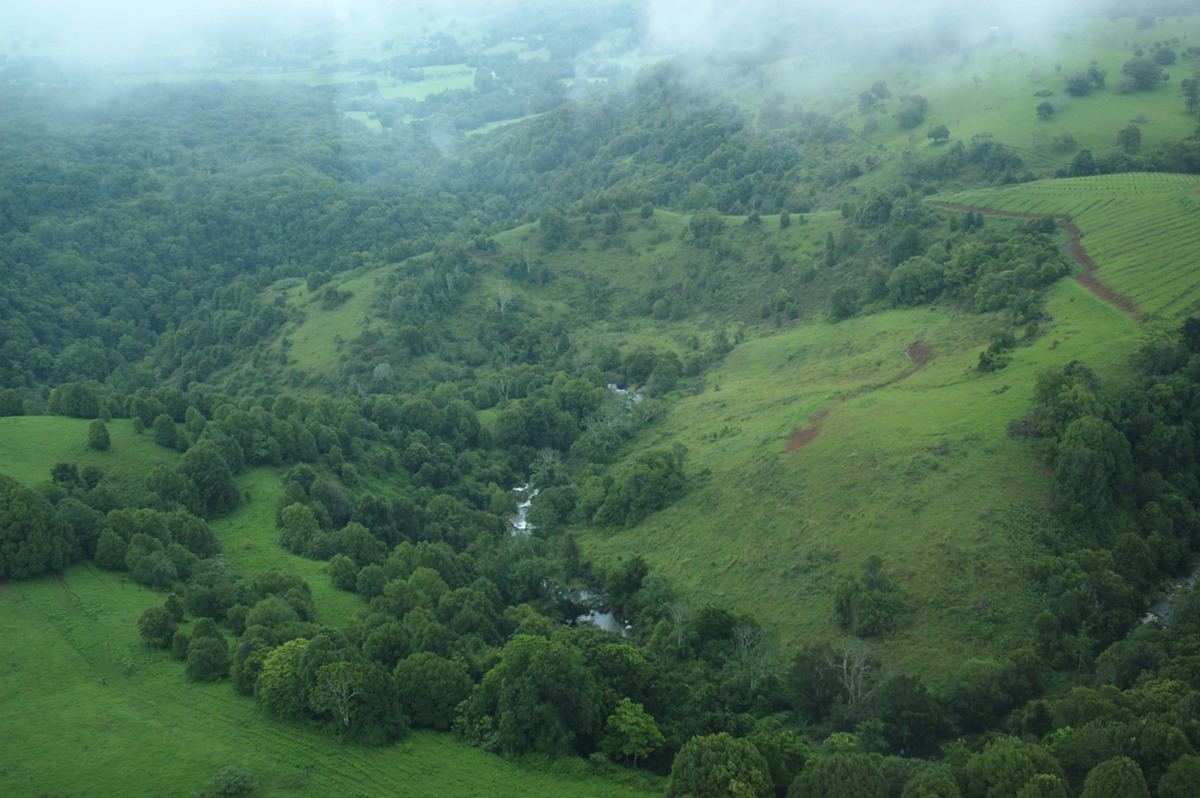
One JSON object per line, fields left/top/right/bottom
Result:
{"left": 0, "top": 566, "right": 657, "bottom": 798}
{"left": 579, "top": 275, "right": 1137, "bottom": 682}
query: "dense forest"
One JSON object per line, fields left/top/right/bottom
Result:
{"left": 7, "top": 3, "right": 1200, "bottom": 797}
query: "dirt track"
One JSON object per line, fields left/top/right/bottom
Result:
{"left": 932, "top": 203, "right": 1139, "bottom": 316}
{"left": 785, "top": 343, "right": 934, "bottom": 452}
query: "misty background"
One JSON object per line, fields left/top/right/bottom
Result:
{"left": 2, "top": 0, "right": 1112, "bottom": 76}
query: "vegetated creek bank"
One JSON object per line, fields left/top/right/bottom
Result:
{"left": 508, "top": 484, "right": 630, "bottom": 636}
{"left": 1130, "top": 563, "right": 1200, "bottom": 634}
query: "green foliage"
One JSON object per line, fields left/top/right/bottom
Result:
{"left": 1120, "top": 58, "right": 1165, "bottom": 92}
{"left": 186, "top": 637, "right": 231, "bottom": 682}
{"left": 900, "top": 764, "right": 961, "bottom": 798}
{"left": 460, "top": 634, "right": 600, "bottom": 757}
{"left": 178, "top": 441, "right": 240, "bottom": 519}
{"left": 896, "top": 95, "right": 929, "bottom": 130}
{"left": 1079, "top": 756, "right": 1148, "bottom": 798}
{"left": 202, "top": 766, "right": 257, "bottom": 797}
{"left": 138, "top": 605, "right": 178, "bottom": 648}
{"left": 308, "top": 660, "right": 407, "bottom": 744}
{"left": 599, "top": 698, "right": 664, "bottom": 767}
{"left": 829, "top": 286, "right": 860, "bottom": 320}
{"left": 0, "top": 473, "right": 75, "bottom": 578}
{"left": 394, "top": 652, "right": 472, "bottom": 731}
{"left": 0, "top": 389, "right": 24, "bottom": 417}
{"left": 87, "top": 420, "right": 111, "bottom": 451}
{"left": 834, "top": 557, "right": 907, "bottom": 638}
{"left": 787, "top": 752, "right": 886, "bottom": 798}
{"left": 256, "top": 638, "right": 311, "bottom": 719}
{"left": 666, "top": 733, "right": 773, "bottom": 798}
{"left": 590, "top": 449, "right": 686, "bottom": 528}
{"left": 963, "top": 737, "right": 1067, "bottom": 798}
{"left": 1157, "top": 755, "right": 1200, "bottom": 798}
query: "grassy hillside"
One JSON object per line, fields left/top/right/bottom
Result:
{"left": 579, "top": 273, "right": 1137, "bottom": 681}
{"left": 751, "top": 15, "right": 1200, "bottom": 172}
{"left": 206, "top": 169, "right": 1174, "bottom": 685}
{"left": 938, "top": 172, "right": 1200, "bottom": 317}
{"left": 0, "top": 416, "right": 177, "bottom": 492}
{"left": 0, "top": 565, "right": 659, "bottom": 797}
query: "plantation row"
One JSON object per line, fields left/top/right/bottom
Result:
{"left": 938, "top": 174, "right": 1200, "bottom": 317}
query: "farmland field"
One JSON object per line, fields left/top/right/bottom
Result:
{"left": 938, "top": 173, "right": 1200, "bottom": 317}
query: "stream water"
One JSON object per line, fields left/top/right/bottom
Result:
{"left": 1132, "top": 563, "right": 1200, "bottom": 631}
{"left": 508, "top": 484, "right": 539, "bottom": 536}
{"left": 507, "top": 484, "right": 630, "bottom": 636}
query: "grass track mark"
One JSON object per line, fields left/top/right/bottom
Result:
{"left": 785, "top": 343, "right": 935, "bottom": 451}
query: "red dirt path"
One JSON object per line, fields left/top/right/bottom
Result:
{"left": 785, "top": 344, "right": 934, "bottom": 452}
{"left": 932, "top": 203, "right": 1139, "bottom": 317}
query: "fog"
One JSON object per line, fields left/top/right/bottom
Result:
{"left": 2, "top": 0, "right": 1113, "bottom": 74}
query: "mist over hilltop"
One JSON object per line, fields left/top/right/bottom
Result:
{"left": 2, "top": 0, "right": 1119, "bottom": 75}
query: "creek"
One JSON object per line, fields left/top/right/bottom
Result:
{"left": 1131, "top": 563, "right": 1200, "bottom": 633}
{"left": 507, "top": 483, "right": 630, "bottom": 636}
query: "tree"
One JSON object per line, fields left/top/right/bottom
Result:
{"left": 394, "top": 651, "right": 472, "bottom": 731}
{"left": 0, "top": 474, "right": 75, "bottom": 579}
{"left": 459, "top": 634, "right": 601, "bottom": 756}
{"left": 600, "top": 698, "right": 664, "bottom": 767}
{"left": 178, "top": 441, "right": 240, "bottom": 518}
{"left": 138, "top": 606, "right": 178, "bottom": 648}
{"left": 1151, "top": 47, "right": 1176, "bottom": 66}
{"left": 87, "top": 419, "right": 111, "bottom": 451}
{"left": 186, "top": 637, "right": 231, "bottom": 681}
{"left": 256, "top": 638, "right": 311, "bottom": 719}
{"left": 829, "top": 286, "right": 860, "bottom": 320}
{"left": 94, "top": 529, "right": 128, "bottom": 571}
{"left": 1079, "top": 756, "right": 1149, "bottom": 798}
{"left": 895, "top": 95, "right": 928, "bottom": 129}
{"left": 153, "top": 413, "right": 181, "bottom": 450}
{"left": 666, "top": 732, "right": 774, "bottom": 798}
{"left": 1182, "top": 78, "right": 1200, "bottom": 118}
{"left": 0, "top": 389, "right": 24, "bottom": 416}
{"left": 308, "top": 660, "right": 406, "bottom": 744}
{"left": 202, "top": 765, "right": 256, "bottom": 797}
{"left": 964, "top": 737, "right": 1067, "bottom": 798}
{"left": 1120, "top": 58, "right": 1165, "bottom": 91}
{"left": 328, "top": 554, "right": 357, "bottom": 591}
{"left": 787, "top": 752, "right": 887, "bottom": 798}
{"left": 1014, "top": 774, "right": 1070, "bottom": 798}
{"left": 927, "top": 124, "right": 950, "bottom": 144}
{"left": 1068, "top": 149, "right": 1097, "bottom": 177}
{"left": 901, "top": 764, "right": 961, "bottom": 798}
{"left": 1036, "top": 102, "right": 1055, "bottom": 119}
{"left": 1116, "top": 124, "right": 1141, "bottom": 153}
{"left": 1158, "top": 755, "right": 1200, "bottom": 798}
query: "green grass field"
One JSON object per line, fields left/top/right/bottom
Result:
{"left": 579, "top": 273, "right": 1136, "bottom": 682}
{"left": 938, "top": 173, "right": 1200, "bottom": 317}
{"left": 0, "top": 416, "right": 177, "bottom": 494}
{"left": 0, "top": 566, "right": 659, "bottom": 797}
{"left": 741, "top": 14, "right": 1200, "bottom": 182}
{"left": 0, "top": 425, "right": 659, "bottom": 797}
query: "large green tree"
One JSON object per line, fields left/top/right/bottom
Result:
{"left": 0, "top": 474, "right": 75, "bottom": 579}
{"left": 667, "top": 732, "right": 773, "bottom": 798}
{"left": 178, "top": 440, "right": 240, "bottom": 518}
